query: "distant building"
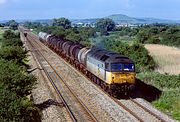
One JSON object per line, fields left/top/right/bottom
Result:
{"left": 72, "top": 22, "right": 95, "bottom": 27}
{"left": 116, "top": 23, "right": 139, "bottom": 28}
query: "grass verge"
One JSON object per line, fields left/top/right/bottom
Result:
{"left": 137, "top": 72, "right": 180, "bottom": 121}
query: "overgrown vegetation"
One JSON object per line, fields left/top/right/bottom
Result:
{"left": 137, "top": 72, "right": 180, "bottom": 90}
{"left": 137, "top": 72, "right": 180, "bottom": 120}
{"left": 0, "top": 29, "right": 41, "bottom": 122}
{"left": 95, "top": 18, "right": 115, "bottom": 35}
{"left": 114, "top": 24, "right": 180, "bottom": 47}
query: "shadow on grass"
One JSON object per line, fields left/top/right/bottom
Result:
{"left": 131, "top": 78, "right": 162, "bottom": 102}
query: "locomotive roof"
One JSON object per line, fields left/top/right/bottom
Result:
{"left": 87, "top": 47, "right": 134, "bottom": 64}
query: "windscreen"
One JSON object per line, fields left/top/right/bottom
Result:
{"left": 111, "top": 63, "right": 134, "bottom": 72}
{"left": 111, "top": 63, "right": 122, "bottom": 71}
{"left": 123, "top": 64, "right": 134, "bottom": 71}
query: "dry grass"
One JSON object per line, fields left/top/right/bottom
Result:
{"left": 145, "top": 44, "right": 180, "bottom": 75}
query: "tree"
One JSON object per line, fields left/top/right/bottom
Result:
{"left": 0, "top": 46, "right": 28, "bottom": 66}
{"left": 1, "top": 38, "right": 23, "bottom": 47}
{"left": 3, "top": 30, "right": 19, "bottom": 39}
{"left": 78, "top": 27, "right": 97, "bottom": 39}
{"left": 95, "top": 18, "right": 115, "bottom": 35}
{"left": 24, "top": 22, "right": 42, "bottom": 29}
{"left": 65, "top": 29, "right": 82, "bottom": 42}
{"left": 6, "top": 20, "right": 18, "bottom": 30}
{"left": 52, "top": 18, "right": 71, "bottom": 29}
{"left": 41, "top": 26, "right": 57, "bottom": 34}
{"left": 52, "top": 26, "right": 66, "bottom": 38}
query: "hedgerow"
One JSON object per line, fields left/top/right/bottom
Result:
{"left": 137, "top": 72, "right": 180, "bottom": 90}
{"left": 0, "top": 30, "right": 41, "bottom": 122}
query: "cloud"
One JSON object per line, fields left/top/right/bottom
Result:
{"left": 0, "top": 0, "right": 7, "bottom": 4}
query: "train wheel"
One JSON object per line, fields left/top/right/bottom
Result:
{"left": 96, "top": 79, "right": 100, "bottom": 85}
{"left": 100, "top": 82, "right": 104, "bottom": 89}
{"left": 108, "top": 89, "right": 112, "bottom": 96}
{"left": 104, "top": 85, "right": 108, "bottom": 92}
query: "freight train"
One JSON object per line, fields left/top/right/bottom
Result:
{"left": 20, "top": 26, "right": 136, "bottom": 96}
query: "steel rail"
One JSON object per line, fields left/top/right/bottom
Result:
{"left": 24, "top": 33, "right": 77, "bottom": 122}
{"left": 130, "top": 98, "right": 166, "bottom": 122}
{"left": 25, "top": 31, "right": 98, "bottom": 122}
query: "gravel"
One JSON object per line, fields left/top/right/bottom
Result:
{"left": 119, "top": 99, "right": 160, "bottom": 122}
{"left": 39, "top": 45, "right": 139, "bottom": 122}
{"left": 23, "top": 36, "right": 72, "bottom": 122}
{"left": 135, "top": 98, "right": 178, "bottom": 122}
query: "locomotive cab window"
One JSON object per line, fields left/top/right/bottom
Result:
{"left": 111, "top": 63, "right": 122, "bottom": 72}
{"left": 123, "top": 64, "right": 134, "bottom": 71}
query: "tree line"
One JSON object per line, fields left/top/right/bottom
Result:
{"left": 0, "top": 20, "right": 19, "bottom": 30}
{"left": 114, "top": 24, "right": 180, "bottom": 47}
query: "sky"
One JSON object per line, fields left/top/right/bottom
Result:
{"left": 0, "top": 0, "right": 180, "bottom": 20}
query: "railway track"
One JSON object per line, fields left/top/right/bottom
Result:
{"left": 24, "top": 32, "right": 98, "bottom": 122}
{"left": 20, "top": 28, "right": 175, "bottom": 122}
{"left": 129, "top": 98, "right": 166, "bottom": 122}
{"left": 86, "top": 77, "right": 167, "bottom": 122}
{"left": 116, "top": 98, "right": 166, "bottom": 122}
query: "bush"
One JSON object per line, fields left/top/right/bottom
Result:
{"left": 0, "top": 83, "right": 41, "bottom": 122}
{"left": 1, "top": 38, "right": 23, "bottom": 47}
{"left": 0, "top": 83, "right": 23, "bottom": 122}
{"left": 3, "top": 30, "right": 19, "bottom": 39}
{"left": 0, "top": 46, "right": 28, "bottom": 66}
{"left": 137, "top": 72, "right": 180, "bottom": 90}
{"left": 0, "top": 59, "right": 37, "bottom": 97}
{"left": 136, "top": 25, "right": 180, "bottom": 47}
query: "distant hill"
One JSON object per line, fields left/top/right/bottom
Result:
{"left": 71, "top": 14, "right": 180, "bottom": 24}
{"left": 105, "top": 14, "right": 138, "bottom": 23}
{"left": 105, "top": 14, "right": 180, "bottom": 24}
{"left": 71, "top": 18, "right": 98, "bottom": 24}
{"left": 1, "top": 14, "right": 180, "bottom": 24}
